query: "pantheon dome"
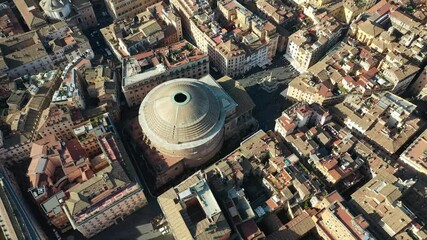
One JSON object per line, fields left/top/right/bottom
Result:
{"left": 138, "top": 78, "right": 225, "bottom": 166}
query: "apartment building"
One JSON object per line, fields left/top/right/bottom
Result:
{"left": 311, "top": 153, "right": 363, "bottom": 185}
{"left": 0, "top": 133, "right": 31, "bottom": 163}
{"left": 72, "top": 111, "right": 125, "bottom": 159}
{"left": 37, "top": 106, "right": 77, "bottom": 141}
{"left": 148, "top": 3, "right": 183, "bottom": 40}
{"left": 70, "top": 183, "right": 147, "bottom": 238}
{"left": 171, "top": 0, "right": 279, "bottom": 77}
{"left": 380, "top": 62, "right": 419, "bottom": 95}
{"left": 389, "top": 10, "right": 421, "bottom": 35}
{"left": 255, "top": 0, "right": 297, "bottom": 27}
{"left": 332, "top": 92, "right": 425, "bottom": 155}
{"left": 0, "top": 31, "right": 54, "bottom": 79}
{"left": 198, "top": 129, "right": 320, "bottom": 238}
{"left": 408, "top": 67, "right": 427, "bottom": 100}
{"left": 399, "top": 129, "right": 427, "bottom": 175}
{"left": 218, "top": 0, "right": 279, "bottom": 59}
{"left": 214, "top": 40, "right": 246, "bottom": 77}
{"left": 83, "top": 66, "right": 119, "bottom": 121}
{"left": 101, "top": 3, "right": 182, "bottom": 59}
{"left": 0, "top": 3, "right": 24, "bottom": 38}
{"left": 158, "top": 171, "right": 232, "bottom": 240}
{"left": 312, "top": 191, "right": 374, "bottom": 240}
{"left": 39, "top": 23, "right": 94, "bottom": 67}
{"left": 0, "top": 21, "right": 94, "bottom": 79}
{"left": 351, "top": 172, "right": 414, "bottom": 238}
{"left": 286, "top": 73, "right": 344, "bottom": 105}
{"left": 122, "top": 40, "right": 209, "bottom": 107}
{"left": 285, "top": 37, "right": 421, "bottom": 104}
{"left": 170, "top": 0, "right": 216, "bottom": 53}
{"left": 285, "top": 13, "right": 343, "bottom": 72}
{"left": 6, "top": 91, "right": 29, "bottom": 113}
{"left": 84, "top": 66, "right": 115, "bottom": 98}
{"left": 0, "top": 69, "right": 63, "bottom": 163}
{"left": 0, "top": 166, "right": 46, "bottom": 240}
{"left": 104, "top": 0, "right": 161, "bottom": 20}
{"left": 51, "top": 58, "right": 92, "bottom": 109}
{"left": 275, "top": 103, "right": 331, "bottom": 138}
{"left": 27, "top": 113, "right": 147, "bottom": 238}
{"left": 343, "top": 0, "right": 377, "bottom": 24}
{"left": 13, "top": 0, "right": 47, "bottom": 30}
{"left": 254, "top": 0, "right": 295, "bottom": 52}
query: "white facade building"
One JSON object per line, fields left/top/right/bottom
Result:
{"left": 40, "top": 0, "right": 72, "bottom": 20}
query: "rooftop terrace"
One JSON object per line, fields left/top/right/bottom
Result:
{"left": 123, "top": 40, "right": 207, "bottom": 87}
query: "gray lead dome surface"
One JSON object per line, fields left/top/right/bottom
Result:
{"left": 139, "top": 78, "right": 222, "bottom": 144}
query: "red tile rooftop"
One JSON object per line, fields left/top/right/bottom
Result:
{"left": 319, "top": 83, "right": 334, "bottom": 97}
{"left": 279, "top": 169, "right": 292, "bottom": 184}
{"left": 363, "top": 67, "right": 378, "bottom": 79}
{"left": 232, "top": 28, "right": 242, "bottom": 34}
{"left": 279, "top": 115, "right": 296, "bottom": 131}
{"left": 70, "top": 108, "right": 84, "bottom": 123}
{"left": 272, "top": 156, "right": 288, "bottom": 167}
{"left": 332, "top": 139, "right": 342, "bottom": 146}
{"left": 295, "top": 132, "right": 305, "bottom": 138}
{"left": 63, "top": 35, "right": 76, "bottom": 45}
{"left": 212, "top": 35, "right": 222, "bottom": 44}
{"left": 264, "top": 22, "right": 275, "bottom": 32}
{"left": 295, "top": 105, "right": 312, "bottom": 117}
{"left": 308, "top": 127, "right": 318, "bottom": 135}
{"left": 238, "top": 219, "right": 263, "bottom": 240}
{"left": 368, "top": 0, "right": 397, "bottom": 16}
{"left": 224, "top": 1, "right": 239, "bottom": 10}
{"left": 64, "top": 58, "right": 91, "bottom": 84}
{"left": 335, "top": 203, "right": 367, "bottom": 239}
{"left": 359, "top": 48, "right": 373, "bottom": 58}
{"left": 118, "top": 48, "right": 129, "bottom": 58}
{"left": 0, "top": 7, "right": 24, "bottom": 37}
{"left": 354, "top": 215, "right": 369, "bottom": 229}
{"left": 65, "top": 139, "right": 87, "bottom": 161}
{"left": 326, "top": 191, "right": 343, "bottom": 203}
{"left": 133, "top": 50, "right": 155, "bottom": 60}
{"left": 100, "top": 137, "right": 117, "bottom": 161}
{"left": 329, "top": 169, "right": 342, "bottom": 181}
{"left": 405, "top": 135, "right": 427, "bottom": 169}
{"left": 266, "top": 198, "right": 279, "bottom": 211}
{"left": 225, "top": 150, "right": 242, "bottom": 162}
{"left": 368, "top": 155, "right": 397, "bottom": 175}
{"left": 322, "top": 158, "right": 338, "bottom": 170}
{"left": 344, "top": 75, "right": 357, "bottom": 85}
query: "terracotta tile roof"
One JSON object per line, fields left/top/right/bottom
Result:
{"left": 326, "top": 191, "right": 343, "bottom": 203}
{"left": 329, "top": 169, "right": 342, "bottom": 181}
{"left": 266, "top": 198, "right": 279, "bottom": 211}
{"left": 65, "top": 139, "right": 87, "bottom": 160}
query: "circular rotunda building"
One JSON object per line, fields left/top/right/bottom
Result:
{"left": 138, "top": 78, "right": 225, "bottom": 168}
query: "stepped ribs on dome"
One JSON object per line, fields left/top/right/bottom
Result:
{"left": 137, "top": 75, "right": 258, "bottom": 188}
{"left": 139, "top": 78, "right": 225, "bottom": 166}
